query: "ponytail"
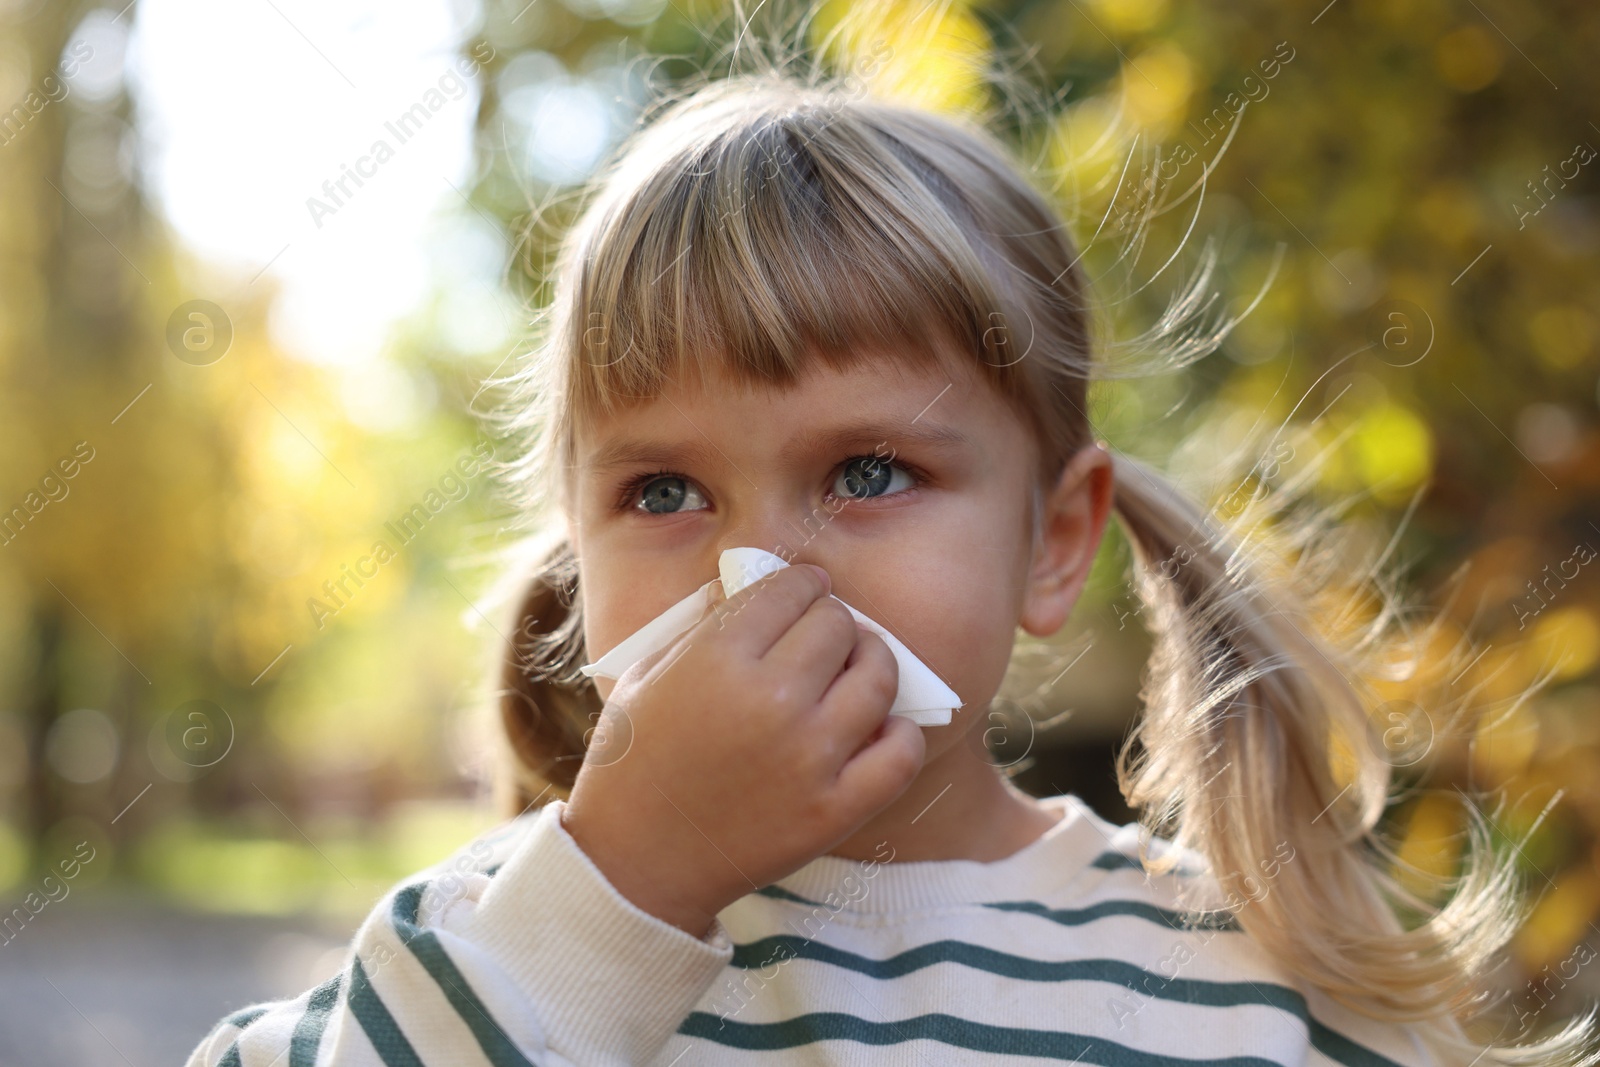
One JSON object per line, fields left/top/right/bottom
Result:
{"left": 1106, "top": 447, "right": 1600, "bottom": 1063}
{"left": 492, "top": 533, "right": 601, "bottom": 819}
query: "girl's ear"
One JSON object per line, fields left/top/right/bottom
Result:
{"left": 1019, "top": 442, "right": 1115, "bottom": 638}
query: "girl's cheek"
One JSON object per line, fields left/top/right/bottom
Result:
{"left": 948, "top": 594, "right": 1026, "bottom": 715}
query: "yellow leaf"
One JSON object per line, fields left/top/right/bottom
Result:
{"left": 1528, "top": 305, "right": 1597, "bottom": 372}
{"left": 1531, "top": 608, "right": 1600, "bottom": 683}
{"left": 1120, "top": 43, "right": 1193, "bottom": 140}
{"left": 1434, "top": 25, "right": 1504, "bottom": 93}
{"left": 810, "top": 0, "right": 992, "bottom": 118}
{"left": 1351, "top": 401, "right": 1434, "bottom": 506}
{"left": 1472, "top": 697, "right": 1541, "bottom": 783}
{"left": 1516, "top": 867, "right": 1600, "bottom": 973}
{"left": 1087, "top": 0, "right": 1169, "bottom": 34}
{"left": 1395, "top": 793, "right": 1462, "bottom": 901}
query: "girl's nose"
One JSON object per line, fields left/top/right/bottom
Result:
{"left": 713, "top": 509, "right": 837, "bottom": 583}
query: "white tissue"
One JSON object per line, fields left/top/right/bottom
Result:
{"left": 578, "top": 547, "right": 959, "bottom": 726}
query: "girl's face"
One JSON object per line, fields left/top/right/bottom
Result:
{"left": 565, "top": 343, "right": 1110, "bottom": 762}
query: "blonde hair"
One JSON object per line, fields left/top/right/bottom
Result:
{"left": 476, "top": 3, "right": 1600, "bottom": 1062}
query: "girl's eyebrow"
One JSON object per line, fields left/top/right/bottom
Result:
{"left": 585, "top": 419, "right": 972, "bottom": 477}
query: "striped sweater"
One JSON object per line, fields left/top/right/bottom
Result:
{"left": 184, "top": 793, "right": 1441, "bottom": 1066}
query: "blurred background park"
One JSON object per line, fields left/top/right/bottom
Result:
{"left": 1, "top": 0, "right": 1598, "bottom": 1061}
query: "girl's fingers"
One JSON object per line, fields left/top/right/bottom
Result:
{"left": 762, "top": 594, "right": 863, "bottom": 707}
{"left": 814, "top": 627, "right": 902, "bottom": 764}
{"left": 692, "top": 564, "right": 834, "bottom": 661}
{"left": 833, "top": 709, "right": 926, "bottom": 816}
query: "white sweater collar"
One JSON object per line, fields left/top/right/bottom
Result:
{"left": 766, "top": 793, "right": 1120, "bottom": 913}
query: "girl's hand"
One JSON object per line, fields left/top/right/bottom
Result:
{"left": 560, "top": 563, "right": 925, "bottom": 939}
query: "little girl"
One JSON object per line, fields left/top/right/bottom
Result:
{"left": 186, "top": 20, "right": 1599, "bottom": 1067}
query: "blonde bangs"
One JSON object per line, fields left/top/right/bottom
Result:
{"left": 558, "top": 77, "right": 1059, "bottom": 447}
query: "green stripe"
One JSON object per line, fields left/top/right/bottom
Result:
{"left": 733, "top": 934, "right": 1246, "bottom": 986}
{"left": 756, "top": 849, "right": 1204, "bottom": 909}
{"left": 1091, "top": 850, "right": 1204, "bottom": 876}
{"left": 983, "top": 898, "right": 1240, "bottom": 932}
{"left": 392, "top": 881, "right": 536, "bottom": 1066}
{"left": 678, "top": 1010, "right": 1287, "bottom": 1065}
{"left": 1308, "top": 1022, "right": 1420, "bottom": 1067}
{"left": 289, "top": 972, "right": 343, "bottom": 1067}
{"left": 755, "top": 883, "right": 817, "bottom": 904}
{"left": 223, "top": 1006, "right": 268, "bottom": 1029}
{"left": 724, "top": 936, "right": 1408, "bottom": 1067}
{"left": 218, "top": 1042, "right": 242, "bottom": 1067}
{"left": 348, "top": 956, "right": 425, "bottom": 1067}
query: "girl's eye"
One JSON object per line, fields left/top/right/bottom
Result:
{"left": 628, "top": 473, "right": 708, "bottom": 515}
{"left": 831, "top": 456, "right": 916, "bottom": 501}
{"left": 617, "top": 455, "right": 919, "bottom": 514}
